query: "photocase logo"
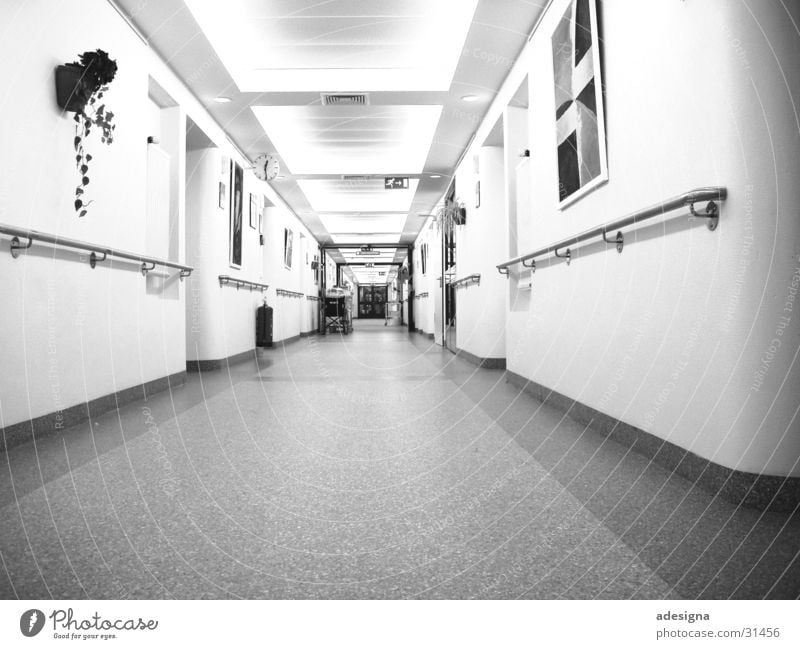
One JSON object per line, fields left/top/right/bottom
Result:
{"left": 20, "top": 609, "right": 45, "bottom": 637}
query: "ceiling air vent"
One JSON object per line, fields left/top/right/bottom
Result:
{"left": 321, "top": 93, "right": 370, "bottom": 106}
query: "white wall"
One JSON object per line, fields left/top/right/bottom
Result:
{"left": 185, "top": 148, "right": 267, "bottom": 361}
{"left": 455, "top": 146, "right": 507, "bottom": 360}
{"left": 497, "top": 0, "right": 800, "bottom": 477}
{"left": 185, "top": 148, "right": 320, "bottom": 358}
{"left": 0, "top": 0, "right": 320, "bottom": 429}
{"left": 411, "top": 222, "right": 439, "bottom": 335}
{"left": 0, "top": 0, "right": 188, "bottom": 429}
{"left": 263, "top": 206, "right": 318, "bottom": 342}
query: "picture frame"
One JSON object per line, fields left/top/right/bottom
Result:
{"left": 249, "top": 193, "right": 257, "bottom": 229}
{"left": 229, "top": 161, "right": 243, "bottom": 268}
{"left": 283, "top": 228, "right": 293, "bottom": 269}
{"left": 551, "top": 0, "right": 608, "bottom": 209}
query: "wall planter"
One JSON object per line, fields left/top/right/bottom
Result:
{"left": 434, "top": 199, "right": 467, "bottom": 236}
{"left": 55, "top": 64, "right": 91, "bottom": 113}
{"left": 55, "top": 49, "right": 118, "bottom": 217}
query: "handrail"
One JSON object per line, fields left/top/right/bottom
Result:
{"left": 414, "top": 292, "right": 429, "bottom": 299}
{"left": 306, "top": 295, "right": 320, "bottom": 302}
{"left": 218, "top": 275, "right": 268, "bottom": 292}
{"left": 1, "top": 222, "right": 193, "bottom": 278}
{"left": 276, "top": 288, "right": 304, "bottom": 298}
{"left": 451, "top": 273, "right": 481, "bottom": 288}
{"left": 496, "top": 187, "right": 726, "bottom": 275}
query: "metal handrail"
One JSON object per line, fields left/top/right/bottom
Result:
{"left": 451, "top": 273, "right": 481, "bottom": 288}
{"left": 306, "top": 295, "right": 320, "bottom": 302}
{"left": 1, "top": 222, "right": 194, "bottom": 277}
{"left": 496, "top": 187, "right": 726, "bottom": 275}
{"left": 276, "top": 288, "right": 304, "bottom": 298}
{"left": 218, "top": 275, "right": 268, "bottom": 292}
{"left": 414, "top": 292, "right": 429, "bottom": 299}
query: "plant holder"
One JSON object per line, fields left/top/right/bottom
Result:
{"left": 56, "top": 50, "right": 118, "bottom": 217}
{"left": 55, "top": 64, "right": 90, "bottom": 113}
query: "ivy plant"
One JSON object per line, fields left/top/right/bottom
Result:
{"left": 71, "top": 50, "right": 118, "bottom": 217}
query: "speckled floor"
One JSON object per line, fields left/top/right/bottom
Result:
{"left": 1, "top": 320, "right": 798, "bottom": 599}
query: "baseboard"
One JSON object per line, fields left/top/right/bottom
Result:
{"left": 505, "top": 370, "right": 800, "bottom": 512}
{"left": 275, "top": 333, "right": 302, "bottom": 346}
{"left": 299, "top": 330, "right": 318, "bottom": 338}
{"left": 456, "top": 347, "right": 507, "bottom": 370}
{"left": 1, "top": 370, "right": 187, "bottom": 453}
{"left": 187, "top": 348, "right": 256, "bottom": 372}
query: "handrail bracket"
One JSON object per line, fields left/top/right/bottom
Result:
{"left": 602, "top": 230, "right": 624, "bottom": 253}
{"left": 89, "top": 251, "right": 107, "bottom": 268}
{"left": 10, "top": 236, "right": 33, "bottom": 259}
{"left": 689, "top": 200, "right": 719, "bottom": 231}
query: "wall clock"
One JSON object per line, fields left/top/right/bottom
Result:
{"left": 252, "top": 154, "right": 280, "bottom": 181}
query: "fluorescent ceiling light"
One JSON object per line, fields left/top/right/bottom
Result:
{"left": 461, "top": 94, "right": 479, "bottom": 102}
{"left": 331, "top": 234, "right": 402, "bottom": 245}
{"left": 320, "top": 213, "right": 407, "bottom": 235}
{"left": 252, "top": 106, "right": 442, "bottom": 176}
{"left": 298, "top": 179, "right": 419, "bottom": 212}
{"left": 184, "top": 0, "right": 479, "bottom": 92}
{"left": 213, "top": 96, "right": 232, "bottom": 103}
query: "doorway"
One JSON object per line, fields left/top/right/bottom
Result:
{"left": 358, "top": 284, "right": 388, "bottom": 319}
{"left": 442, "top": 181, "right": 457, "bottom": 353}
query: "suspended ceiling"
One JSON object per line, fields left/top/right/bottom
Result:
{"left": 115, "top": 0, "right": 545, "bottom": 284}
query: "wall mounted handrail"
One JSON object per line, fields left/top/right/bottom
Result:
{"left": 451, "top": 273, "right": 481, "bottom": 288}
{"left": 276, "top": 288, "right": 304, "bottom": 298}
{"left": 496, "top": 187, "right": 727, "bottom": 275}
{"left": 1, "top": 222, "right": 194, "bottom": 277}
{"left": 306, "top": 295, "right": 320, "bottom": 302}
{"left": 218, "top": 275, "right": 268, "bottom": 292}
{"left": 414, "top": 292, "right": 429, "bottom": 299}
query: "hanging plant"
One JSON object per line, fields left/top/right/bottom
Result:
{"left": 56, "top": 49, "right": 118, "bottom": 216}
{"left": 433, "top": 198, "right": 466, "bottom": 238}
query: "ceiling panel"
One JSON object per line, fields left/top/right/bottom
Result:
{"left": 184, "top": 0, "right": 478, "bottom": 92}
{"left": 297, "top": 179, "right": 419, "bottom": 213}
{"left": 331, "top": 233, "right": 401, "bottom": 244}
{"left": 321, "top": 213, "right": 407, "bottom": 234}
{"left": 117, "top": 0, "right": 545, "bottom": 256}
{"left": 252, "top": 106, "right": 441, "bottom": 175}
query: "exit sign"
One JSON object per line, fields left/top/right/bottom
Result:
{"left": 384, "top": 177, "right": 409, "bottom": 189}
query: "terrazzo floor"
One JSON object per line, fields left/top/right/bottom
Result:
{"left": 1, "top": 320, "right": 798, "bottom": 599}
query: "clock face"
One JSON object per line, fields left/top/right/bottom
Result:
{"left": 253, "top": 154, "right": 280, "bottom": 181}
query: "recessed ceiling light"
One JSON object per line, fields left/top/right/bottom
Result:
{"left": 461, "top": 94, "right": 479, "bottom": 102}
{"left": 213, "top": 96, "right": 232, "bottom": 103}
{"left": 430, "top": 174, "right": 442, "bottom": 179}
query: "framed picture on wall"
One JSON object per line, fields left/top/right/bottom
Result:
{"left": 229, "top": 161, "right": 243, "bottom": 268}
{"left": 551, "top": 0, "right": 608, "bottom": 208}
{"left": 259, "top": 196, "right": 266, "bottom": 234}
{"left": 283, "top": 228, "right": 293, "bottom": 269}
{"left": 249, "top": 193, "right": 257, "bottom": 229}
